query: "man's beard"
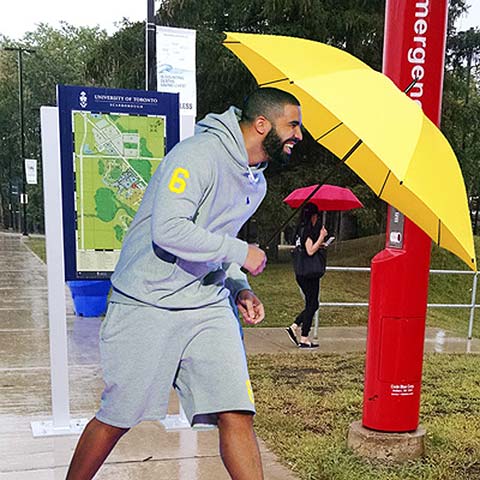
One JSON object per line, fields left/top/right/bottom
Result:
{"left": 262, "top": 127, "right": 291, "bottom": 165}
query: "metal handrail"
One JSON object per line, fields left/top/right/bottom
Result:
{"left": 313, "top": 267, "right": 479, "bottom": 340}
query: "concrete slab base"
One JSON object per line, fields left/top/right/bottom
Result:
{"left": 31, "top": 417, "right": 88, "bottom": 437}
{"left": 347, "top": 420, "right": 426, "bottom": 462}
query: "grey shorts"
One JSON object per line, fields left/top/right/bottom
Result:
{"left": 96, "top": 301, "right": 255, "bottom": 428}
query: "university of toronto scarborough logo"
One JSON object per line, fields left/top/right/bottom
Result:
{"left": 79, "top": 91, "right": 88, "bottom": 109}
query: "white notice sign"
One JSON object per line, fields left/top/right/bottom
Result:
{"left": 25, "top": 158, "right": 38, "bottom": 185}
{"left": 156, "top": 26, "right": 197, "bottom": 116}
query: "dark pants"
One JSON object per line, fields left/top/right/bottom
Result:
{"left": 294, "top": 275, "right": 320, "bottom": 338}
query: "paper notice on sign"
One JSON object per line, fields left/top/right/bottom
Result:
{"left": 25, "top": 159, "right": 38, "bottom": 184}
{"left": 156, "top": 26, "right": 197, "bottom": 116}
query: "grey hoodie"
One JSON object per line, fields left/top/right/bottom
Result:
{"left": 110, "top": 107, "right": 267, "bottom": 309}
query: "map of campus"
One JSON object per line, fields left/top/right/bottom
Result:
{"left": 72, "top": 111, "right": 166, "bottom": 266}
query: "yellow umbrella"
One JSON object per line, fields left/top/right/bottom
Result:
{"left": 223, "top": 32, "right": 476, "bottom": 270}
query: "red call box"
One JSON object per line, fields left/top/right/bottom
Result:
{"left": 362, "top": 0, "right": 448, "bottom": 432}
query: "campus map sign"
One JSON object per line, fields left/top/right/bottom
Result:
{"left": 57, "top": 85, "right": 179, "bottom": 280}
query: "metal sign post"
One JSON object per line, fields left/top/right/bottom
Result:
{"left": 31, "top": 106, "right": 87, "bottom": 437}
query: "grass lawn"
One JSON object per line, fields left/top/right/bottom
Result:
{"left": 24, "top": 236, "right": 46, "bottom": 262}
{"left": 248, "top": 234, "right": 480, "bottom": 338}
{"left": 249, "top": 352, "right": 480, "bottom": 480}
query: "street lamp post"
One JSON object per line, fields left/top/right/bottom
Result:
{"left": 4, "top": 46, "right": 35, "bottom": 236}
{"left": 146, "top": 0, "right": 157, "bottom": 90}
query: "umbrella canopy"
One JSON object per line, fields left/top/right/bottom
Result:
{"left": 223, "top": 32, "right": 476, "bottom": 270}
{"left": 284, "top": 184, "right": 363, "bottom": 211}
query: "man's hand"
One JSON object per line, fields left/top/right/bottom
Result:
{"left": 236, "top": 289, "right": 265, "bottom": 325}
{"left": 243, "top": 244, "right": 267, "bottom": 276}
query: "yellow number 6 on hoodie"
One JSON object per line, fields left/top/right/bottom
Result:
{"left": 168, "top": 167, "right": 190, "bottom": 194}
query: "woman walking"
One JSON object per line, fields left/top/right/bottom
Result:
{"left": 286, "top": 203, "right": 328, "bottom": 348}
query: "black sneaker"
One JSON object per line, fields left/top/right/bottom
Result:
{"left": 285, "top": 327, "right": 299, "bottom": 346}
{"left": 298, "top": 342, "right": 319, "bottom": 349}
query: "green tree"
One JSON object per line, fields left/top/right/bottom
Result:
{"left": 444, "top": 24, "right": 480, "bottom": 231}
{"left": 86, "top": 20, "right": 144, "bottom": 90}
{"left": 155, "top": 0, "right": 385, "bottom": 117}
{"left": 0, "top": 23, "right": 107, "bottom": 231}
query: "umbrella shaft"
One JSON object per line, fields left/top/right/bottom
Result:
{"left": 264, "top": 139, "right": 364, "bottom": 248}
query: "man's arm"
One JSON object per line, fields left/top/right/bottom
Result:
{"left": 151, "top": 147, "right": 248, "bottom": 266}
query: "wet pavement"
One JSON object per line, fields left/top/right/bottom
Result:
{"left": 0, "top": 230, "right": 478, "bottom": 479}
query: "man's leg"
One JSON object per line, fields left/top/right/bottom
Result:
{"left": 66, "top": 417, "right": 129, "bottom": 480}
{"left": 217, "top": 411, "right": 264, "bottom": 480}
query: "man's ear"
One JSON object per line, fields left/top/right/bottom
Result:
{"left": 253, "top": 115, "right": 271, "bottom": 135}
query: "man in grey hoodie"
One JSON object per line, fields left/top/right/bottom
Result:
{"left": 67, "top": 87, "right": 302, "bottom": 480}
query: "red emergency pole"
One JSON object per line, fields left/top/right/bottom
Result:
{"left": 362, "top": 0, "right": 449, "bottom": 432}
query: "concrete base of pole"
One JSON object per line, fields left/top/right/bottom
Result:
{"left": 347, "top": 421, "right": 426, "bottom": 462}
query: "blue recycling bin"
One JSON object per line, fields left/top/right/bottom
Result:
{"left": 67, "top": 280, "right": 111, "bottom": 317}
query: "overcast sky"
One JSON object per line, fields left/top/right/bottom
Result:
{"left": 457, "top": 1, "right": 480, "bottom": 30}
{"left": 0, "top": 0, "right": 479, "bottom": 40}
{"left": 0, "top": 0, "right": 146, "bottom": 39}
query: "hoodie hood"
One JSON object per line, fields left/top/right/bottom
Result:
{"left": 195, "top": 106, "right": 267, "bottom": 175}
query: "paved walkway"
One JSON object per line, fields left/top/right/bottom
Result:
{"left": 0, "top": 231, "right": 478, "bottom": 479}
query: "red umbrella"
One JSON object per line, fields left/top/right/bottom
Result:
{"left": 283, "top": 184, "right": 363, "bottom": 211}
